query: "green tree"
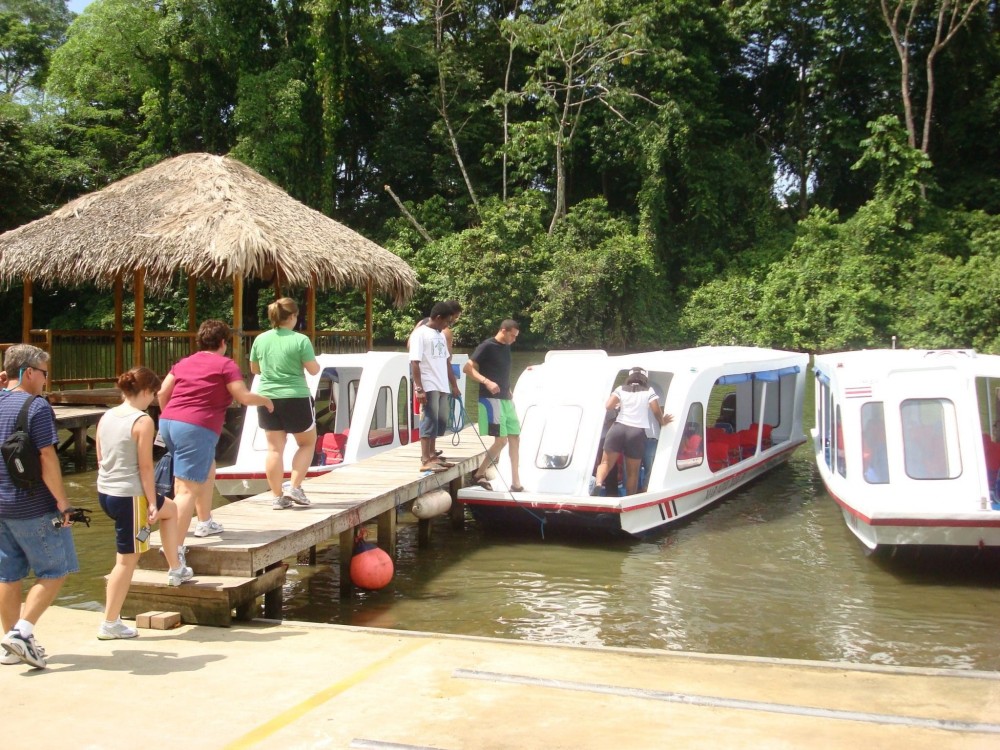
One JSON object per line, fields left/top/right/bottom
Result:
{"left": 502, "top": 0, "right": 649, "bottom": 231}
{"left": 0, "top": 0, "right": 71, "bottom": 97}
{"left": 533, "top": 198, "right": 670, "bottom": 348}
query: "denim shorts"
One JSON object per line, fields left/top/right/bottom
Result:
{"left": 159, "top": 418, "right": 219, "bottom": 484}
{"left": 0, "top": 513, "right": 79, "bottom": 582}
{"left": 419, "top": 391, "right": 450, "bottom": 438}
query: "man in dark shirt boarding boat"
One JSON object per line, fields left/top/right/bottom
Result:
{"left": 465, "top": 319, "right": 523, "bottom": 493}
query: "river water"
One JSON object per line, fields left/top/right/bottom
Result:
{"left": 53, "top": 351, "right": 1000, "bottom": 671}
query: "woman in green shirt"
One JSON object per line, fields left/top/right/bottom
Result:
{"left": 249, "top": 298, "right": 321, "bottom": 509}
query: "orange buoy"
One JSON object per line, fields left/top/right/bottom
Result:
{"left": 350, "top": 540, "right": 394, "bottom": 590}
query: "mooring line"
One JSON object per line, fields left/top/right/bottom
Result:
{"left": 223, "top": 640, "right": 428, "bottom": 749}
{"left": 452, "top": 668, "right": 1000, "bottom": 734}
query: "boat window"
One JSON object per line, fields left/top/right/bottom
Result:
{"left": 861, "top": 402, "right": 889, "bottom": 484}
{"left": 901, "top": 399, "right": 961, "bottom": 480}
{"left": 708, "top": 386, "right": 737, "bottom": 432}
{"left": 532, "top": 405, "right": 582, "bottom": 470}
{"left": 677, "top": 403, "right": 705, "bottom": 470}
{"left": 397, "top": 377, "right": 410, "bottom": 445}
{"left": 368, "top": 386, "right": 395, "bottom": 448}
{"left": 977, "top": 378, "right": 1000, "bottom": 488}
{"left": 835, "top": 404, "right": 846, "bottom": 478}
{"left": 347, "top": 379, "right": 359, "bottom": 422}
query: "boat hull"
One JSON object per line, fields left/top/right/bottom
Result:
{"left": 465, "top": 441, "right": 802, "bottom": 538}
{"left": 822, "top": 481, "right": 1000, "bottom": 550}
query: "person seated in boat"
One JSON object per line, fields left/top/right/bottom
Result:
{"left": 639, "top": 373, "right": 665, "bottom": 491}
{"left": 593, "top": 368, "right": 673, "bottom": 496}
{"left": 714, "top": 393, "right": 736, "bottom": 432}
{"left": 861, "top": 414, "right": 889, "bottom": 484}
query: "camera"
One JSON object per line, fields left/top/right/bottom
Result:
{"left": 135, "top": 526, "right": 150, "bottom": 543}
{"left": 51, "top": 507, "right": 93, "bottom": 529}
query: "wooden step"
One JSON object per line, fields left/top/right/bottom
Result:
{"left": 118, "top": 566, "right": 286, "bottom": 627}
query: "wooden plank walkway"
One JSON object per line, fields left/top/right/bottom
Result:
{"left": 134, "top": 426, "right": 488, "bottom": 622}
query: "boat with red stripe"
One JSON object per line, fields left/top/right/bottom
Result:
{"left": 458, "top": 347, "right": 808, "bottom": 537}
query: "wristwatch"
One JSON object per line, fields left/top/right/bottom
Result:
{"left": 415, "top": 386, "right": 424, "bottom": 393}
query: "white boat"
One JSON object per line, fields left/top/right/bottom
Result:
{"left": 216, "top": 351, "right": 467, "bottom": 500}
{"left": 812, "top": 349, "right": 1000, "bottom": 551}
{"left": 457, "top": 347, "right": 808, "bottom": 537}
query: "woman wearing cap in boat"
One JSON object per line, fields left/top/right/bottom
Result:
{"left": 593, "top": 367, "right": 673, "bottom": 496}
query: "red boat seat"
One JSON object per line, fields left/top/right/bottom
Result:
{"left": 321, "top": 432, "right": 347, "bottom": 465}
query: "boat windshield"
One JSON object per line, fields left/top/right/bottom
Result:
{"left": 530, "top": 405, "right": 582, "bottom": 470}
{"left": 901, "top": 399, "right": 961, "bottom": 480}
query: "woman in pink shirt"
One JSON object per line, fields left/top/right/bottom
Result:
{"left": 158, "top": 321, "right": 273, "bottom": 561}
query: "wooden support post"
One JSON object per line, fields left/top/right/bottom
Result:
{"left": 309, "top": 545, "right": 317, "bottom": 566}
{"left": 306, "top": 279, "right": 316, "bottom": 350}
{"left": 232, "top": 274, "right": 244, "bottom": 368}
{"left": 417, "top": 518, "right": 431, "bottom": 548}
{"left": 21, "top": 276, "right": 32, "bottom": 343}
{"left": 262, "top": 562, "right": 283, "bottom": 619}
{"left": 113, "top": 276, "right": 124, "bottom": 375}
{"left": 339, "top": 527, "right": 354, "bottom": 598}
{"left": 365, "top": 279, "right": 373, "bottom": 351}
{"left": 72, "top": 426, "right": 87, "bottom": 471}
{"left": 376, "top": 507, "right": 396, "bottom": 558}
{"left": 188, "top": 276, "right": 198, "bottom": 353}
{"left": 449, "top": 475, "right": 465, "bottom": 530}
{"left": 133, "top": 270, "right": 145, "bottom": 366}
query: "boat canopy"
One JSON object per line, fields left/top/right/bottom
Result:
{"left": 717, "top": 365, "right": 801, "bottom": 386}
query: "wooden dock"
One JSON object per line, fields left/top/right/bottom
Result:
{"left": 51, "top": 404, "right": 107, "bottom": 471}
{"left": 130, "top": 426, "right": 488, "bottom": 625}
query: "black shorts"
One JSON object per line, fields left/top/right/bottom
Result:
{"left": 603, "top": 423, "right": 648, "bottom": 460}
{"left": 258, "top": 397, "right": 315, "bottom": 434}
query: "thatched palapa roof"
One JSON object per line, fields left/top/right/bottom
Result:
{"left": 0, "top": 152, "right": 417, "bottom": 304}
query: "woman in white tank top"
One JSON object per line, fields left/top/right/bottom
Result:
{"left": 95, "top": 367, "right": 190, "bottom": 641}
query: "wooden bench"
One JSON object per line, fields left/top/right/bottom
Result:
{"left": 119, "top": 567, "right": 286, "bottom": 627}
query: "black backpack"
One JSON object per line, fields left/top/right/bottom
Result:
{"left": 1, "top": 395, "right": 42, "bottom": 489}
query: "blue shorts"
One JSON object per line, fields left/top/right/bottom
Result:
{"left": 99, "top": 493, "right": 154, "bottom": 555}
{"left": 0, "top": 513, "right": 79, "bottom": 582}
{"left": 159, "top": 418, "right": 219, "bottom": 484}
{"left": 419, "top": 391, "right": 450, "bottom": 438}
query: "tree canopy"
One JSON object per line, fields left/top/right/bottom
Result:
{"left": 1, "top": 0, "right": 998, "bottom": 352}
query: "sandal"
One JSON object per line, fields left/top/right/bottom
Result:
{"left": 473, "top": 476, "right": 493, "bottom": 491}
{"left": 420, "top": 463, "right": 448, "bottom": 473}
{"left": 432, "top": 457, "right": 455, "bottom": 468}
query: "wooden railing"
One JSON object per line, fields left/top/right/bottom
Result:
{"left": 4, "top": 328, "right": 369, "bottom": 388}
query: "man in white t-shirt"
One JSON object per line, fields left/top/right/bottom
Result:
{"left": 409, "top": 302, "right": 461, "bottom": 472}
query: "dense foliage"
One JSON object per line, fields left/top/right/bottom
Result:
{"left": 1, "top": 0, "right": 998, "bottom": 353}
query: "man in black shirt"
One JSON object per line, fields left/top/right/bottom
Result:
{"left": 464, "top": 320, "right": 523, "bottom": 492}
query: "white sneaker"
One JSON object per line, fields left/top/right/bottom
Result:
{"left": 194, "top": 518, "right": 224, "bottom": 537}
{"left": 286, "top": 486, "right": 311, "bottom": 506}
{"left": 272, "top": 495, "right": 293, "bottom": 510}
{"left": 1, "top": 635, "right": 46, "bottom": 666}
{"left": 1, "top": 630, "right": 47, "bottom": 668}
{"left": 167, "top": 565, "right": 194, "bottom": 587}
{"left": 160, "top": 545, "right": 188, "bottom": 569}
{"left": 97, "top": 619, "right": 138, "bottom": 640}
